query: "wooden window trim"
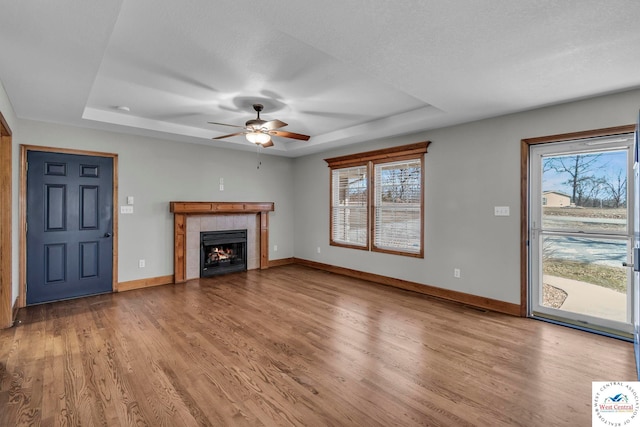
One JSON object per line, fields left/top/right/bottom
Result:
{"left": 326, "top": 141, "right": 430, "bottom": 257}
{"left": 325, "top": 141, "right": 430, "bottom": 168}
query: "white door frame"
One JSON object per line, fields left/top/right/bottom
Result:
{"left": 529, "top": 136, "right": 634, "bottom": 336}
{"left": 521, "top": 125, "right": 636, "bottom": 329}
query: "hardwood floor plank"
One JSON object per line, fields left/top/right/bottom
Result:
{"left": 0, "top": 265, "right": 636, "bottom": 426}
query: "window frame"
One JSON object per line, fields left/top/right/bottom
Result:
{"left": 325, "top": 141, "right": 430, "bottom": 258}
{"left": 330, "top": 163, "right": 370, "bottom": 250}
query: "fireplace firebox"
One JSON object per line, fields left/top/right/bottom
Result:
{"left": 200, "top": 229, "right": 247, "bottom": 277}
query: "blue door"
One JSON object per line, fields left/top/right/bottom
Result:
{"left": 26, "top": 151, "right": 114, "bottom": 305}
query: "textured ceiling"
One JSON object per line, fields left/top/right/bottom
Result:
{"left": 1, "top": 0, "right": 640, "bottom": 156}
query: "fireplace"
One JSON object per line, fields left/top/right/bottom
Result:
{"left": 170, "top": 202, "right": 274, "bottom": 283}
{"left": 200, "top": 229, "right": 247, "bottom": 277}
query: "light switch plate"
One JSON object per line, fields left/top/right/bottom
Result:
{"left": 494, "top": 206, "right": 510, "bottom": 216}
{"left": 126, "top": 196, "right": 134, "bottom": 205}
{"left": 120, "top": 205, "right": 134, "bottom": 214}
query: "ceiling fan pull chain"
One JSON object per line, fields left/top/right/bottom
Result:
{"left": 256, "top": 144, "right": 261, "bottom": 169}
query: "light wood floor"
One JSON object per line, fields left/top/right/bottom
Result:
{"left": 0, "top": 265, "right": 636, "bottom": 426}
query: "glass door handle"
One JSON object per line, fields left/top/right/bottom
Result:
{"left": 623, "top": 249, "right": 638, "bottom": 269}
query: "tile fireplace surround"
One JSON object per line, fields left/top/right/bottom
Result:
{"left": 169, "top": 202, "right": 274, "bottom": 283}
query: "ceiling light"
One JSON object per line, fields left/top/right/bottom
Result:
{"left": 115, "top": 106, "right": 130, "bottom": 112}
{"left": 246, "top": 131, "right": 271, "bottom": 145}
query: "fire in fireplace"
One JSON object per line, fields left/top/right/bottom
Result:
{"left": 200, "top": 229, "right": 247, "bottom": 277}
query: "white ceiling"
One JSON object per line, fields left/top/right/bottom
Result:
{"left": 1, "top": 0, "right": 640, "bottom": 157}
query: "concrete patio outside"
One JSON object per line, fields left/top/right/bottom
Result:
{"left": 544, "top": 275, "right": 627, "bottom": 323}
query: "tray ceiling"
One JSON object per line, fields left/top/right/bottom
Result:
{"left": 1, "top": 1, "right": 639, "bottom": 156}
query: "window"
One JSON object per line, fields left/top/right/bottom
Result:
{"left": 373, "top": 158, "right": 422, "bottom": 254}
{"left": 331, "top": 165, "right": 368, "bottom": 248}
{"left": 325, "top": 142, "right": 429, "bottom": 257}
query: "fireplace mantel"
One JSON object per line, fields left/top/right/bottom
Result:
{"left": 170, "top": 202, "right": 274, "bottom": 283}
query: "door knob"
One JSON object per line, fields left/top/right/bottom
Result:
{"left": 103, "top": 232, "right": 112, "bottom": 238}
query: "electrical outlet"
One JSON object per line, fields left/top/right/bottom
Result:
{"left": 454, "top": 268, "right": 461, "bottom": 278}
{"left": 317, "top": 246, "right": 321, "bottom": 254}
{"left": 138, "top": 259, "right": 145, "bottom": 268}
{"left": 273, "top": 245, "right": 278, "bottom": 252}
{"left": 219, "top": 184, "right": 224, "bottom": 191}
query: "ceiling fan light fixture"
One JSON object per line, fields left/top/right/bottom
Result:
{"left": 246, "top": 131, "right": 271, "bottom": 145}
{"left": 210, "top": 104, "right": 309, "bottom": 147}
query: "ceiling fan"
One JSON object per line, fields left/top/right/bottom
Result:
{"left": 209, "top": 104, "right": 310, "bottom": 148}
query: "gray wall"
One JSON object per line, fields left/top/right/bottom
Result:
{"left": 4, "top": 84, "right": 640, "bottom": 308}
{"left": 15, "top": 120, "right": 295, "bottom": 284}
{"left": 293, "top": 89, "right": 640, "bottom": 304}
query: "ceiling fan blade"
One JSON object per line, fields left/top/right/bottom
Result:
{"left": 208, "top": 121, "right": 246, "bottom": 129}
{"left": 262, "top": 140, "right": 274, "bottom": 148}
{"left": 262, "top": 119, "right": 287, "bottom": 130}
{"left": 269, "top": 130, "right": 310, "bottom": 141}
{"left": 212, "top": 132, "right": 247, "bottom": 140}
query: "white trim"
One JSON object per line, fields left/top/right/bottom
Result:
{"left": 529, "top": 134, "right": 635, "bottom": 336}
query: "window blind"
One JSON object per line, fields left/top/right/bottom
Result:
{"left": 373, "top": 159, "right": 421, "bottom": 253}
{"left": 331, "top": 166, "right": 368, "bottom": 247}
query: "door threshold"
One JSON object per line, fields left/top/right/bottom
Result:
{"left": 531, "top": 313, "right": 632, "bottom": 342}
